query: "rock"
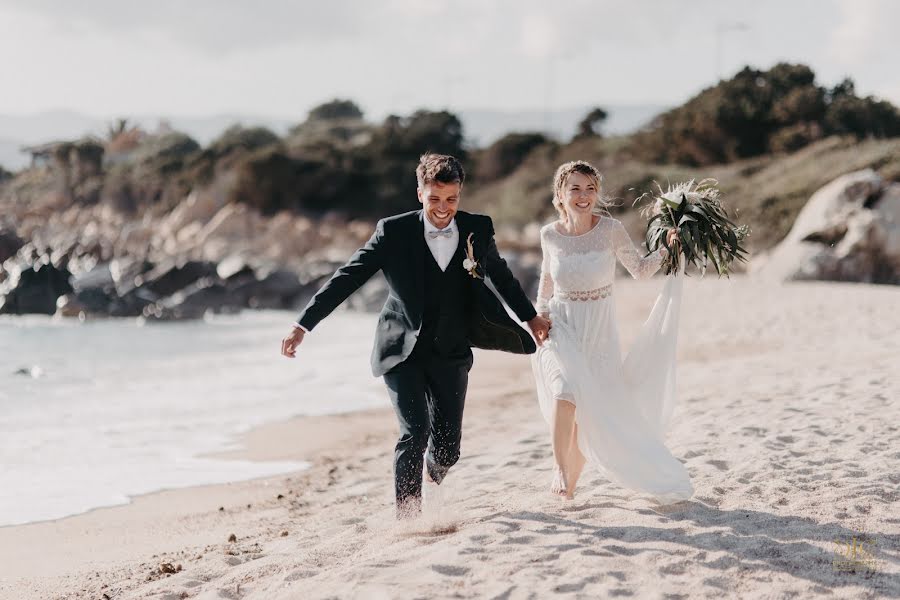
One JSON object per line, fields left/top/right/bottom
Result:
{"left": 109, "top": 286, "right": 158, "bottom": 317}
{"left": 159, "top": 189, "right": 226, "bottom": 237}
{"left": 226, "top": 266, "right": 306, "bottom": 310}
{"left": 143, "top": 277, "right": 233, "bottom": 320}
{"left": 73, "top": 262, "right": 114, "bottom": 292}
{"left": 0, "top": 229, "right": 24, "bottom": 263}
{"left": 216, "top": 254, "right": 254, "bottom": 280}
{"left": 136, "top": 259, "right": 219, "bottom": 298}
{"left": 73, "top": 286, "right": 115, "bottom": 314}
{"left": 754, "top": 169, "right": 900, "bottom": 284}
{"left": 110, "top": 257, "right": 154, "bottom": 296}
{"left": 13, "top": 366, "right": 43, "bottom": 378}
{"left": 55, "top": 293, "right": 87, "bottom": 318}
{"left": 158, "top": 562, "right": 180, "bottom": 574}
{"left": 0, "top": 262, "right": 73, "bottom": 315}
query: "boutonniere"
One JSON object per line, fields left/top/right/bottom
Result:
{"left": 462, "top": 233, "right": 484, "bottom": 279}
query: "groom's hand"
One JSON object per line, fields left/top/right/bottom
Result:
{"left": 527, "top": 315, "right": 552, "bottom": 346}
{"left": 281, "top": 326, "right": 305, "bottom": 358}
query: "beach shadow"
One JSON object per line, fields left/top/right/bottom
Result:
{"left": 477, "top": 504, "right": 899, "bottom": 596}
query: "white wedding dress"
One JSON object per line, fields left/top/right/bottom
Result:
{"left": 530, "top": 216, "right": 694, "bottom": 504}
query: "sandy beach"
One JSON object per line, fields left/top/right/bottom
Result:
{"left": 1, "top": 276, "right": 898, "bottom": 599}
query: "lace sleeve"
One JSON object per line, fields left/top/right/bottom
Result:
{"left": 535, "top": 229, "right": 554, "bottom": 314}
{"left": 612, "top": 219, "right": 667, "bottom": 280}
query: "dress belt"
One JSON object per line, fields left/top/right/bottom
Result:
{"left": 555, "top": 284, "right": 613, "bottom": 301}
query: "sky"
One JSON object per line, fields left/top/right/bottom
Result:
{"left": 1, "top": 0, "right": 898, "bottom": 122}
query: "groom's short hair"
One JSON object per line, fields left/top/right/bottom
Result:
{"left": 416, "top": 153, "right": 465, "bottom": 188}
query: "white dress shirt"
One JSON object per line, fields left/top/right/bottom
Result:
{"left": 423, "top": 216, "right": 459, "bottom": 272}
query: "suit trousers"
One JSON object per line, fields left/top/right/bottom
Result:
{"left": 382, "top": 341, "right": 474, "bottom": 516}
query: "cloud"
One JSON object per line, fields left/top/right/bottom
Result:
{"left": 830, "top": 0, "right": 900, "bottom": 66}
{"left": 1, "top": 0, "right": 374, "bottom": 54}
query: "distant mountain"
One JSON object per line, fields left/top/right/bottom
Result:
{"left": 0, "top": 105, "right": 665, "bottom": 171}
{"left": 0, "top": 111, "right": 297, "bottom": 171}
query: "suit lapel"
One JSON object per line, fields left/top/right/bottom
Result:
{"left": 411, "top": 210, "right": 426, "bottom": 315}
{"left": 454, "top": 211, "right": 470, "bottom": 271}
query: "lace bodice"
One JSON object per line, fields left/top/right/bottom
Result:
{"left": 535, "top": 217, "right": 667, "bottom": 313}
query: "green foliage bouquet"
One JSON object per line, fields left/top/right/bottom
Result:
{"left": 637, "top": 179, "right": 750, "bottom": 276}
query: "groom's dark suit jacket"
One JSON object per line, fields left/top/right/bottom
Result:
{"left": 296, "top": 209, "right": 538, "bottom": 377}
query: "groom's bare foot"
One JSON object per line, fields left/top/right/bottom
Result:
{"left": 550, "top": 466, "right": 568, "bottom": 497}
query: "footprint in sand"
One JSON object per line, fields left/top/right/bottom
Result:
{"left": 706, "top": 459, "right": 729, "bottom": 471}
{"left": 431, "top": 564, "right": 470, "bottom": 577}
{"left": 284, "top": 569, "right": 318, "bottom": 582}
{"left": 582, "top": 548, "right": 615, "bottom": 557}
{"left": 493, "top": 520, "right": 521, "bottom": 533}
{"left": 554, "top": 576, "right": 600, "bottom": 594}
{"left": 658, "top": 560, "right": 690, "bottom": 575}
{"left": 603, "top": 545, "right": 643, "bottom": 556}
{"left": 741, "top": 426, "right": 768, "bottom": 438}
{"left": 503, "top": 535, "right": 537, "bottom": 545}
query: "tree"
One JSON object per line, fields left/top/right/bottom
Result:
{"left": 629, "top": 63, "right": 900, "bottom": 166}
{"left": 209, "top": 125, "right": 280, "bottom": 158}
{"left": 575, "top": 107, "right": 609, "bottom": 139}
{"left": 477, "top": 132, "right": 549, "bottom": 181}
{"left": 307, "top": 99, "right": 364, "bottom": 122}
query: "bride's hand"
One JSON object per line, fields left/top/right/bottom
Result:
{"left": 666, "top": 227, "right": 681, "bottom": 253}
{"left": 666, "top": 227, "right": 680, "bottom": 247}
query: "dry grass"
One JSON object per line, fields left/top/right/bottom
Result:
{"left": 467, "top": 135, "right": 900, "bottom": 251}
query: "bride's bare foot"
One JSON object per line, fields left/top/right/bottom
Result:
{"left": 550, "top": 465, "right": 568, "bottom": 497}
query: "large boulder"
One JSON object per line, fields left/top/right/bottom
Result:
{"left": 753, "top": 169, "right": 900, "bottom": 284}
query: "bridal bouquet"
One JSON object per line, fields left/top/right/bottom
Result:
{"left": 636, "top": 179, "right": 750, "bottom": 276}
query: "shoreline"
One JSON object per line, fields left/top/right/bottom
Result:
{"left": 0, "top": 406, "right": 397, "bottom": 532}
{"left": 0, "top": 406, "right": 403, "bottom": 585}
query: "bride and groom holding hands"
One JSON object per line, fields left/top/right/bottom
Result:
{"left": 281, "top": 152, "right": 694, "bottom": 518}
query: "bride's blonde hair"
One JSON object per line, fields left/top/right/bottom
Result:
{"left": 552, "top": 160, "right": 612, "bottom": 223}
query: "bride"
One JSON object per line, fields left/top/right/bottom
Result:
{"left": 531, "top": 160, "right": 694, "bottom": 504}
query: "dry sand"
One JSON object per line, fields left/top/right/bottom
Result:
{"left": 1, "top": 277, "right": 898, "bottom": 599}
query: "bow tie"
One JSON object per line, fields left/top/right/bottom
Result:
{"left": 428, "top": 228, "right": 454, "bottom": 239}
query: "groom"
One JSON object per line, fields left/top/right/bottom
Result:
{"left": 281, "top": 153, "right": 551, "bottom": 517}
